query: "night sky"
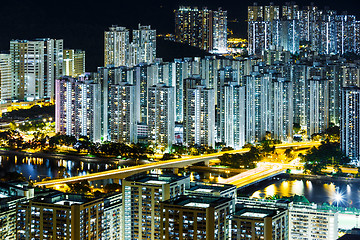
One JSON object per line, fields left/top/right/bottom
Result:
{"left": 0, "top": 0, "right": 359, "bottom": 71}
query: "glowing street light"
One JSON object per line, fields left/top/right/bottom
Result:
{"left": 334, "top": 190, "right": 344, "bottom": 208}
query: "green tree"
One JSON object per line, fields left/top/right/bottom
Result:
{"left": 103, "top": 183, "right": 121, "bottom": 193}
{"left": 67, "top": 181, "right": 91, "bottom": 194}
{"left": 161, "top": 153, "right": 176, "bottom": 160}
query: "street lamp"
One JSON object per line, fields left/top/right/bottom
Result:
{"left": 334, "top": 190, "right": 343, "bottom": 208}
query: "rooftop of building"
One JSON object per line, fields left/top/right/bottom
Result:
{"left": 32, "top": 192, "right": 100, "bottom": 206}
{"left": 125, "top": 173, "right": 189, "bottom": 185}
{"left": 0, "top": 196, "right": 25, "bottom": 212}
{"left": 338, "top": 234, "right": 360, "bottom": 240}
{"left": 162, "top": 194, "right": 232, "bottom": 208}
{"left": 234, "top": 203, "right": 287, "bottom": 219}
{"left": 0, "top": 181, "right": 34, "bottom": 191}
{"left": 187, "top": 182, "right": 236, "bottom": 194}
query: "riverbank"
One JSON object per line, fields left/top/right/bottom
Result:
{"left": 288, "top": 173, "right": 360, "bottom": 183}
{"left": 0, "top": 149, "right": 120, "bottom": 163}
{"left": 188, "top": 166, "right": 246, "bottom": 174}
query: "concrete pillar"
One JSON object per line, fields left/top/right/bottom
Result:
{"left": 173, "top": 168, "right": 179, "bottom": 174}
{"left": 204, "top": 160, "right": 210, "bottom": 167}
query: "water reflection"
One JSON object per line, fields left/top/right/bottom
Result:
{"left": 0, "top": 153, "right": 123, "bottom": 181}
{"left": 247, "top": 179, "right": 360, "bottom": 208}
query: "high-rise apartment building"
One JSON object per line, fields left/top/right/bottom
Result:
{"left": 55, "top": 76, "right": 101, "bottom": 142}
{"left": 133, "top": 64, "right": 150, "bottom": 123}
{"left": 185, "top": 182, "right": 237, "bottom": 199}
{"left": 341, "top": 86, "right": 360, "bottom": 166}
{"left": 272, "top": 77, "right": 293, "bottom": 142}
{"left": 212, "top": 8, "right": 228, "bottom": 53}
{"left": 97, "top": 66, "right": 139, "bottom": 142}
{"left": 16, "top": 192, "right": 104, "bottom": 240}
{"left": 175, "top": 6, "right": 227, "bottom": 53}
{"left": 10, "top": 38, "right": 63, "bottom": 100}
{"left": 122, "top": 173, "right": 190, "bottom": 240}
{"left": 103, "top": 193, "right": 123, "bottom": 240}
{"left": 289, "top": 203, "right": 338, "bottom": 240}
{"left": 245, "top": 71, "right": 273, "bottom": 143}
{"left": 219, "top": 82, "right": 245, "bottom": 148}
{"left": 307, "top": 77, "right": 329, "bottom": 137}
{"left": 104, "top": 26, "right": 130, "bottom": 67}
{"left": 183, "top": 77, "right": 215, "bottom": 147}
{"left": 248, "top": 4, "right": 360, "bottom": 56}
{"left": 0, "top": 54, "right": 13, "bottom": 101}
{"left": 160, "top": 195, "right": 234, "bottom": 240}
{"left": 132, "top": 24, "right": 156, "bottom": 65}
{"left": 231, "top": 204, "right": 289, "bottom": 240}
{"left": 0, "top": 183, "right": 31, "bottom": 240}
{"left": 327, "top": 63, "right": 343, "bottom": 126}
{"left": 247, "top": 4, "right": 280, "bottom": 55}
{"left": 63, "top": 49, "right": 85, "bottom": 77}
{"left": 236, "top": 197, "right": 338, "bottom": 240}
{"left": 147, "top": 84, "right": 175, "bottom": 147}
{"left": 109, "top": 83, "right": 137, "bottom": 143}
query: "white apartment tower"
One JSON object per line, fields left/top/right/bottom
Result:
{"left": 0, "top": 54, "right": 13, "bottom": 101}
{"left": 147, "top": 84, "right": 175, "bottom": 147}
{"left": 307, "top": 77, "right": 329, "bottom": 137}
{"left": 132, "top": 24, "right": 156, "bottom": 65}
{"left": 183, "top": 77, "right": 215, "bottom": 148}
{"left": 289, "top": 203, "right": 338, "bottom": 240}
{"left": 220, "top": 82, "right": 246, "bottom": 149}
{"left": 109, "top": 83, "right": 137, "bottom": 143}
{"left": 104, "top": 26, "right": 130, "bottom": 67}
{"left": 272, "top": 78, "right": 293, "bottom": 142}
{"left": 63, "top": 49, "right": 85, "bottom": 77}
{"left": 55, "top": 76, "right": 101, "bottom": 142}
{"left": 212, "top": 9, "right": 228, "bottom": 53}
{"left": 341, "top": 86, "right": 360, "bottom": 166}
{"left": 122, "top": 173, "right": 190, "bottom": 240}
{"left": 10, "top": 38, "right": 63, "bottom": 100}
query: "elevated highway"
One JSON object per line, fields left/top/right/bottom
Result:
{"left": 34, "top": 141, "right": 320, "bottom": 188}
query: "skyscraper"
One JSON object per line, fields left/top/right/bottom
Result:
{"left": 307, "top": 77, "right": 329, "bottom": 137}
{"left": 175, "top": 6, "right": 227, "bottom": 53}
{"left": 0, "top": 54, "right": 13, "bottom": 101}
{"left": 104, "top": 26, "right": 130, "bottom": 67}
{"left": 245, "top": 71, "right": 273, "bottom": 143}
{"left": 55, "top": 76, "right": 101, "bottom": 142}
{"left": 183, "top": 77, "right": 215, "bottom": 148}
{"left": 16, "top": 192, "right": 104, "bottom": 240}
{"left": 219, "top": 81, "right": 245, "bottom": 148}
{"left": 10, "top": 38, "right": 63, "bottom": 100}
{"left": 272, "top": 77, "right": 293, "bottom": 142}
{"left": 132, "top": 24, "right": 156, "bottom": 65}
{"left": 147, "top": 84, "right": 175, "bottom": 147}
{"left": 122, "top": 173, "right": 190, "bottom": 240}
{"left": 341, "top": 86, "right": 360, "bottom": 166}
{"left": 248, "top": 3, "right": 360, "bottom": 56}
{"left": 160, "top": 195, "right": 234, "bottom": 240}
{"left": 212, "top": 8, "right": 228, "bottom": 53}
{"left": 247, "top": 4, "right": 280, "bottom": 55}
{"left": 109, "top": 83, "right": 137, "bottom": 143}
{"left": 63, "top": 49, "right": 85, "bottom": 77}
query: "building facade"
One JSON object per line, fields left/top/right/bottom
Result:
{"left": 122, "top": 173, "right": 190, "bottom": 240}
{"left": 16, "top": 193, "right": 104, "bottom": 240}
{"left": 341, "top": 86, "right": 360, "bottom": 166}
{"left": 10, "top": 38, "right": 63, "bottom": 100}
{"left": 160, "top": 195, "right": 234, "bottom": 240}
